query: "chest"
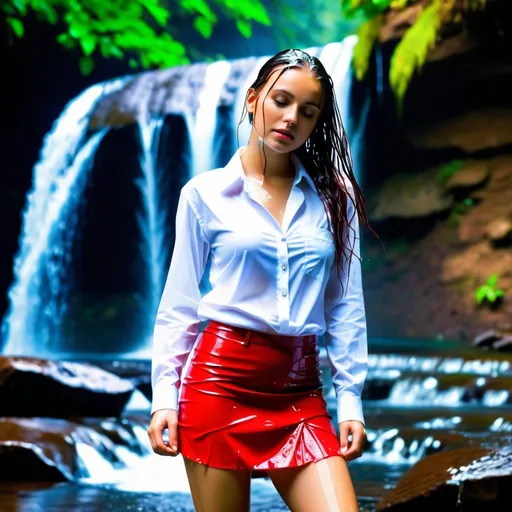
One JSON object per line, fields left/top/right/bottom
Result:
{"left": 245, "top": 178, "right": 294, "bottom": 229}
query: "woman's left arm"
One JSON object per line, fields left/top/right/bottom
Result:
{"left": 324, "top": 190, "right": 368, "bottom": 460}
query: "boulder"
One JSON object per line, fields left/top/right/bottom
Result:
{"left": 486, "top": 218, "right": 512, "bottom": 245}
{"left": 0, "top": 418, "right": 104, "bottom": 481}
{"left": 444, "top": 163, "right": 489, "bottom": 192}
{"left": 406, "top": 109, "right": 512, "bottom": 152}
{"left": 90, "top": 359, "right": 152, "bottom": 401}
{"left": 0, "top": 416, "right": 148, "bottom": 482}
{"left": 0, "top": 357, "right": 134, "bottom": 418}
{"left": 472, "top": 329, "right": 502, "bottom": 349}
{"left": 376, "top": 441, "right": 512, "bottom": 511}
{"left": 369, "top": 170, "right": 453, "bottom": 221}
{"left": 492, "top": 335, "right": 512, "bottom": 352}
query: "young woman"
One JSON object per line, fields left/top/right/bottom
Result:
{"left": 147, "top": 48, "right": 371, "bottom": 512}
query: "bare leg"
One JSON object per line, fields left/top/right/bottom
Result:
{"left": 183, "top": 457, "right": 251, "bottom": 512}
{"left": 267, "top": 456, "right": 359, "bottom": 512}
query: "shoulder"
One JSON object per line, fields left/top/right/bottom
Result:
{"left": 181, "top": 167, "right": 231, "bottom": 201}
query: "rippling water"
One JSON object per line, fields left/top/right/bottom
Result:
{"left": 3, "top": 339, "right": 512, "bottom": 511}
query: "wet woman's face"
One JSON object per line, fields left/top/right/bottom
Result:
{"left": 247, "top": 67, "right": 323, "bottom": 154}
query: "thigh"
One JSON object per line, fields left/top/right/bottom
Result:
{"left": 183, "top": 457, "right": 251, "bottom": 512}
{"left": 268, "top": 456, "right": 359, "bottom": 512}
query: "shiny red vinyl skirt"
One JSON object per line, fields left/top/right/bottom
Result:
{"left": 178, "top": 320, "right": 342, "bottom": 473}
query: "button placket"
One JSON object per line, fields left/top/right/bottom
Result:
{"left": 277, "top": 235, "right": 290, "bottom": 328}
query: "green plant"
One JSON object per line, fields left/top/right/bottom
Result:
{"left": 474, "top": 274, "right": 504, "bottom": 306}
{"left": 2, "top": 0, "right": 270, "bottom": 74}
{"left": 448, "top": 197, "right": 475, "bottom": 227}
{"left": 342, "top": 0, "right": 489, "bottom": 112}
{"left": 437, "top": 160, "right": 464, "bottom": 184}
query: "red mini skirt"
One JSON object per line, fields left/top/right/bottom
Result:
{"left": 178, "top": 320, "right": 342, "bottom": 474}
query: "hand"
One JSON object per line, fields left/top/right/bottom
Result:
{"left": 147, "top": 409, "right": 179, "bottom": 456}
{"left": 338, "top": 420, "right": 366, "bottom": 461}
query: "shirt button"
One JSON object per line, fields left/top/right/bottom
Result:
{"left": 281, "top": 263, "right": 287, "bottom": 270}
{"left": 281, "top": 237, "right": 286, "bottom": 242}
{"left": 281, "top": 290, "right": 288, "bottom": 297}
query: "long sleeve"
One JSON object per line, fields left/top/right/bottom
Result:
{"left": 323, "top": 191, "right": 368, "bottom": 426}
{"left": 151, "top": 187, "right": 210, "bottom": 415}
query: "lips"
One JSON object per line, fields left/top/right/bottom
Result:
{"left": 274, "top": 129, "right": 295, "bottom": 140}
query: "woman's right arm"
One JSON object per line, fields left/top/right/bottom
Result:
{"left": 149, "top": 185, "right": 209, "bottom": 447}
{"left": 148, "top": 185, "right": 210, "bottom": 456}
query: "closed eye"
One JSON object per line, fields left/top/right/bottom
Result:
{"left": 274, "top": 99, "right": 315, "bottom": 118}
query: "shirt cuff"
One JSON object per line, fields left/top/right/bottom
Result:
{"left": 151, "top": 379, "right": 179, "bottom": 415}
{"left": 336, "top": 392, "right": 365, "bottom": 426}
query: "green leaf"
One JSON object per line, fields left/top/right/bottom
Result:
{"left": 180, "top": 0, "right": 216, "bottom": 21}
{"left": 194, "top": 16, "right": 213, "bottom": 38}
{"left": 352, "top": 15, "right": 383, "bottom": 80}
{"left": 7, "top": 17, "right": 24, "bottom": 37}
{"left": 487, "top": 274, "right": 499, "bottom": 287}
{"left": 236, "top": 19, "right": 252, "bottom": 38}
{"left": 389, "top": 0, "right": 443, "bottom": 112}
{"left": 237, "top": 1, "right": 271, "bottom": 25}
{"left": 128, "top": 58, "right": 139, "bottom": 68}
{"left": 36, "top": 2, "right": 58, "bottom": 24}
{"left": 12, "top": 0, "right": 27, "bottom": 16}
{"left": 487, "top": 289, "right": 497, "bottom": 302}
{"left": 79, "top": 55, "right": 94, "bottom": 75}
{"left": 80, "top": 34, "right": 97, "bottom": 56}
{"left": 140, "top": 0, "right": 170, "bottom": 26}
{"left": 69, "top": 21, "right": 88, "bottom": 39}
{"left": 99, "top": 39, "right": 124, "bottom": 58}
{"left": 57, "top": 32, "right": 76, "bottom": 50}
{"left": 475, "top": 287, "right": 487, "bottom": 304}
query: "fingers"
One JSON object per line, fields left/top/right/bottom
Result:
{"left": 168, "top": 420, "right": 179, "bottom": 455}
{"left": 339, "top": 422, "right": 350, "bottom": 457}
{"left": 339, "top": 421, "right": 366, "bottom": 462}
{"left": 147, "top": 409, "right": 180, "bottom": 457}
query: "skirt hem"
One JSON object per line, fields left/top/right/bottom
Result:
{"left": 180, "top": 451, "right": 343, "bottom": 475}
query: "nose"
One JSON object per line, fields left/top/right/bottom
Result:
{"left": 283, "top": 105, "right": 299, "bottom": 126}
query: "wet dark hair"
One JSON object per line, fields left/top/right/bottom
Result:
{"left": 238, "top": 48, "right": 375, "bottom": 285}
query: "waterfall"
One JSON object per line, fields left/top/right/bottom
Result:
{"left": 135, "top": 115, "right": 167, "bottom": 326}
{"left": 1, "top": 40, "right": 363, "bottom": 356}
{"left": 1, "top": 78, "right": 128, "bottom": 356}
{"left": 191, "top": 60, "right": 231, "bottom": 175}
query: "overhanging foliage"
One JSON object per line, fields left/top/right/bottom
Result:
{"left": 342, "top": 0, "right": 489, "bottom": 111}
{"left": 2, "top": 0, "right": 270, "bottom": 74}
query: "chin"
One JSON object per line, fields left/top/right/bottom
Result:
{"left": 264, "top": 138, "right": 299, "bottom": 154}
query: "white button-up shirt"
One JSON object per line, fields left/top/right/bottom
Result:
{"left": 151, "top": 148, "right": 368, "bottom": 425}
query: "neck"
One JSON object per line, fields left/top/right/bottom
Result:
{"left": 241, "top": 132, "right": 295, "bottom": 180}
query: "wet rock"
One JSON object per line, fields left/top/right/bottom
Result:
{"left": 78, "top": 415, "right": 150, "bottom": 457}
{"left": 0, "top": 417, "right": 119, "bottom": 482}
{"left": 369, "top": 169, "right": 453, "bottom": 221}
{"left": 444, "top": 163, "right": 489, "bottom": 192}
{"left": 472, "top": 329, "right": 502, "bottom": 349}
{"left": 407, "top": 109, "right": 512, "bottom": 152}
{"left": 441, "top": 241, "right": 492, "bottom": 284}
{"left": 90, "top": 359, "right": 152, "bottom": 401}
{"left": 89, "top": 57, "right": 261, "bottom": 129}
{"left": 376, "top": 442, "right": 512, "bottom": 511}
{"left": 0, "top": 357, "right": 135, "bottom": 417}
{"left": 492, "top": 335, "right": 512, "bottom": 352}
{"left": 486, "top": 218, "right": 512, "bottom": 246}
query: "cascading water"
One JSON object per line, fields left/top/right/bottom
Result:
{"left": 1, "top": 78, "right": 129, "bottom": 356}
{"left": 191, "top": 60, "right": 232, "bottom": 175}
{"left": 135, "top": 114, "right": 167, "bottom": 325}
{"left": 1, "top": 38, "right": 364, "bottom": 357}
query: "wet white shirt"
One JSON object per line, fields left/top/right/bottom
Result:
{"left": 151, "top": 148, "right": 368, "bottom": 425}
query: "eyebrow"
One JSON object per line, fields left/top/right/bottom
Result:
{"left": 272, "top": 88, "right": 321, "bottom": 109}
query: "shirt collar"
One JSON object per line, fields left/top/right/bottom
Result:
{"left": 220, "top": 147, "right": 316, "bottom": 196}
